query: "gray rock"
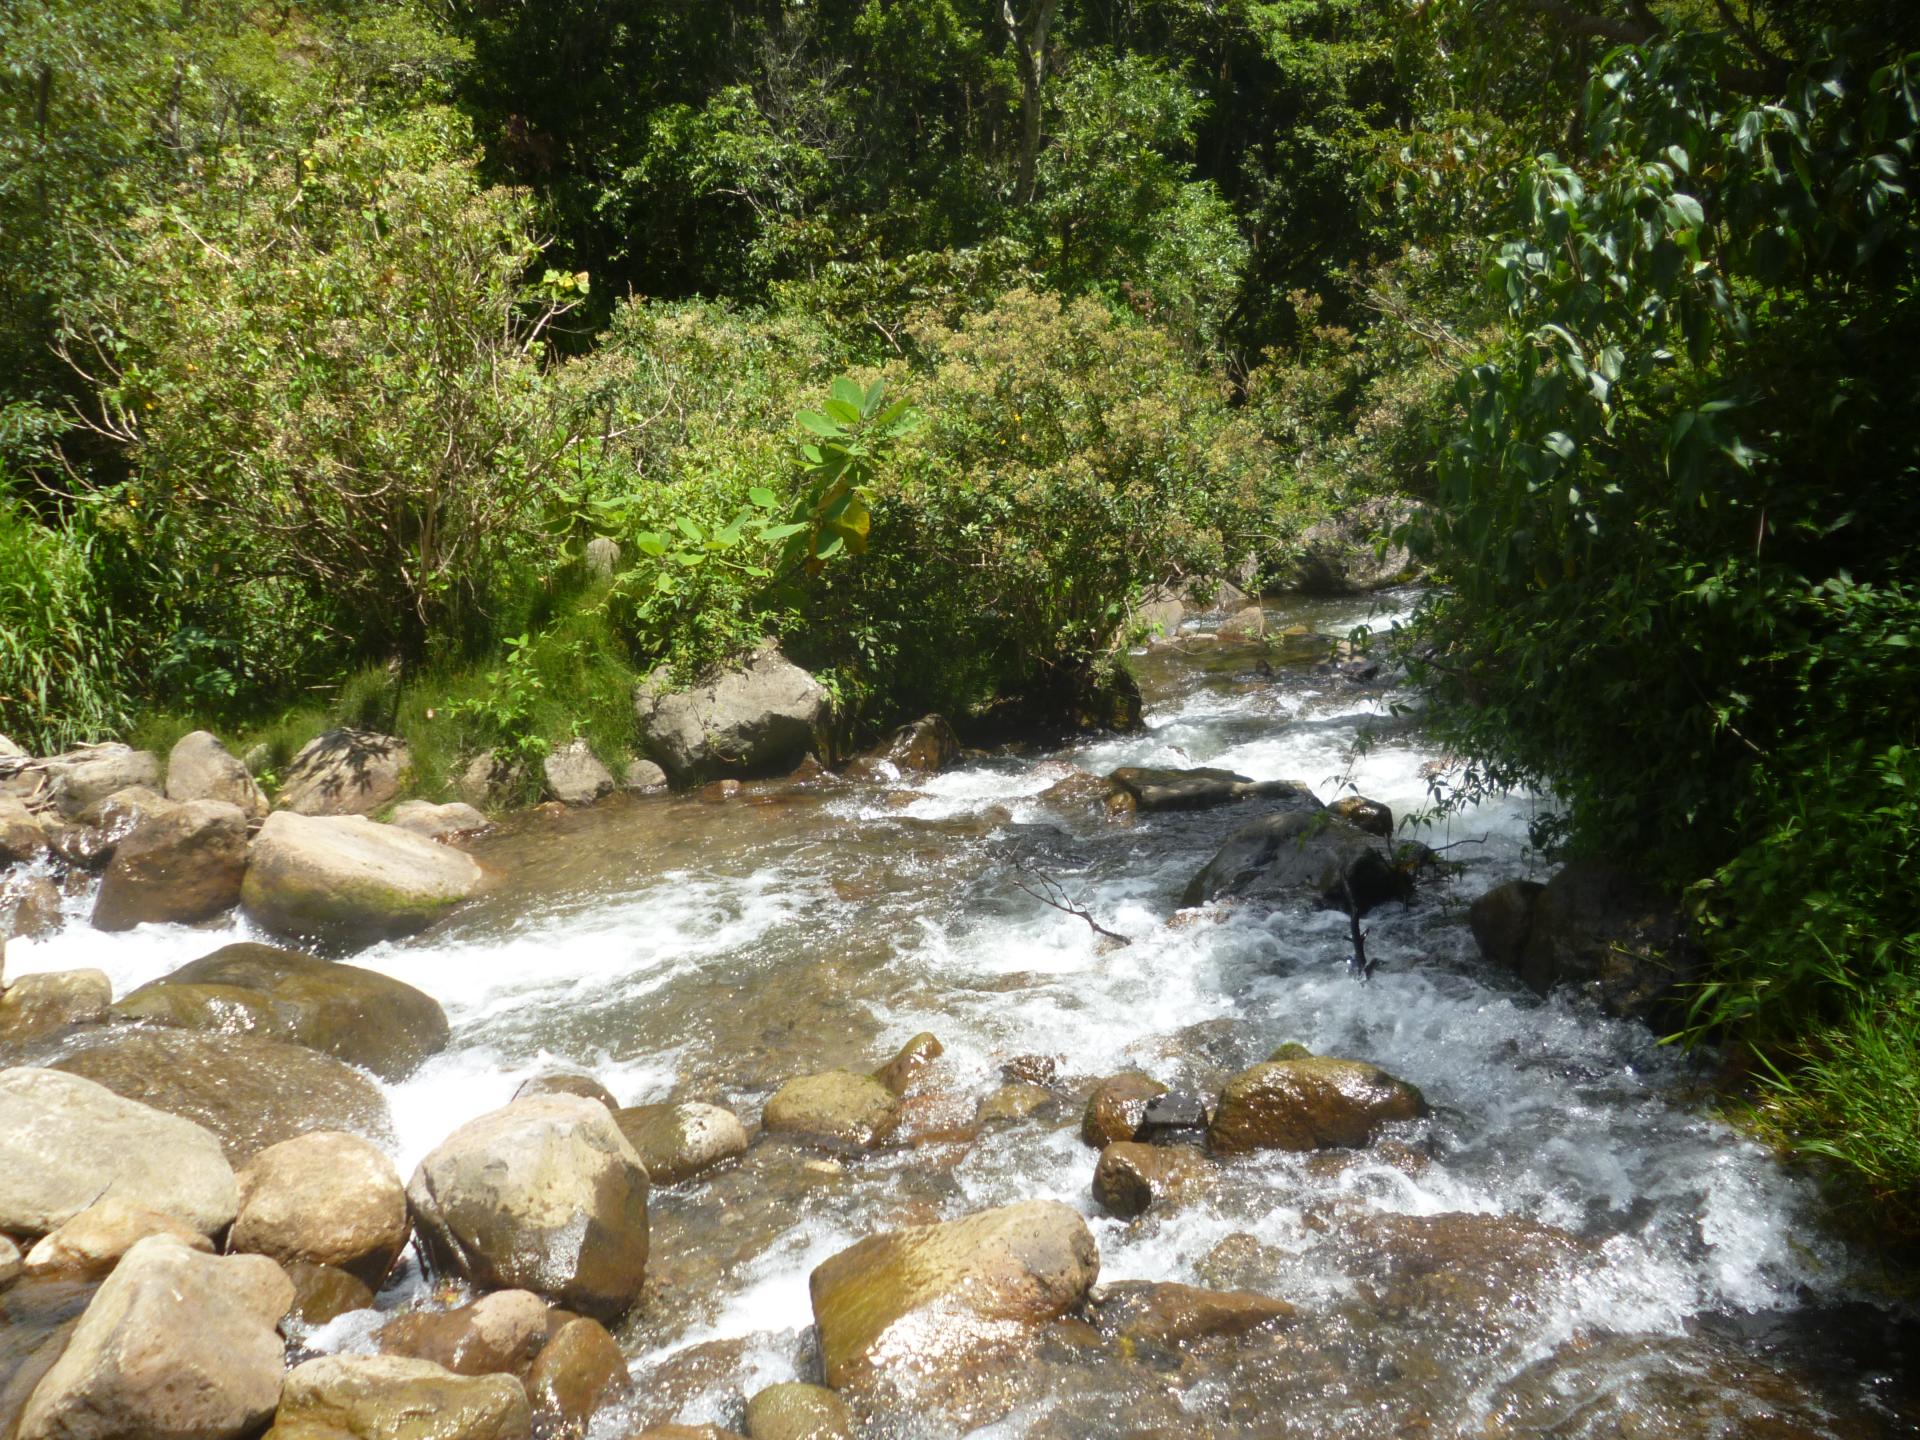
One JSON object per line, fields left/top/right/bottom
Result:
{"left": 164, "top": 731, "right": 269, "bottom": 818}
{"left": 612, "top": 1102, "right": 748, "bottom": 1184}
{"left": 584, "top": 536, "right": 621, "bottom": 578}
{"left": 241, "top": 810, "right": 482, "bottom": 948}
{"left": 389, "top": 799, "right": 488, "bottom": 840}
{"left": 0, "top": 795, "right": 51, "bottom": 866}
{"left": 1469, "top": 878, "right": 1545, "bottom": 972}
{"left": 634, "top": 642, "right": 831, "bottom": 784}
{"left": 1216, "top": 604, "right": 1267, "bottom": 640}
{"left": 2, "top": 873, "right": 65, "bottom": 941}
{"left": 457, "top": 753, "right": 523, "bottom": 809}
{"left": 0, "top": 1067, "right": 236, "bottom": 1236}
{"left": 1180, "top": 809, "right": 1411, "bottom": 916}
{"left": 232, "top": 1130, "right": 410, "bottom": 1287}
{"left": 408, "top": 1095, "right": 650, "bottom": 1321}
{"left": 268, "top": 1354, "right": 531, "bottom": 1440}
{"left": 1108, "top": 766, "right": 1317, "bottom": 814}
{"left": 17, "top": 1236, "right": 291, "bottom": 1440}
{"left": 44, "top": 747, "right": 162, "bottom": 819}
{"left": 622, "top": 758, "right": 669, "bottom": 792}
{"left": 543, "top": 739, "right": 615, "bottom": 806}
{"left": 91, "top": 799, "right": 250, "bottom": 931}
{"left": 1280, "top": 496, "right": 1419, "bottom": 595}
{"left": 277, "top": 728, "right": 411, "bottom": 817}
{"left": 1130, "top": 584, "right": 1188, "bottom": 642}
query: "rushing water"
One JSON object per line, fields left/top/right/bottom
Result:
{"left": 11, "top": 591, "right": 1919, "bottom": 1437}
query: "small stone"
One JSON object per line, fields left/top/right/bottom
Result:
{"left": 623, "top": 758, "right": 669, "bottom": 792}
{"left": 1137, "top": 1091, "right": 1209, "bottom": 1142}
{"left": 744, "top": 1381, "right": 854, "bottom": 1440}
{"left": 1090, "top": 1142, "right": 1211, "bottom": 1219}
{"left": 1080, "top": 1072, "right": 1167, "bottom": 1148}
{"left": 975, "top": 1082, "right": 1056, "bottom": 1127}
{"left": 514, "top": 1070, "right": 619, "bottom": 1110}
{"left": 544, "top": 739, "right": 615, "bottom": 807}
{"left": 1328, "top": 795, "right": 1393, "bottom": 838}
{"left": 526, "top": 1315, "right": 631, "bottom": 1429}
{"left": 872, "top": 1032, "right": 944, "bottom": 1096}
{"left": 23, "top": 1197, "right": 212, "bottom": 1277}
{"left": 379, "top": 1290, "right": 553, "bottom": 1378}
{"left": 763, "top": 1070, "right": 900, "bottom": 1151}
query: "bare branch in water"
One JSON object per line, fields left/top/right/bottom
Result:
{"left": 1340, "top": 873, "right": 1375, "bottom": 980}
{"left": 1012, "top": 866, "right": 1131, "bottom": 947}
{"left": 1421, "top": 833, "right": 1492, "bottom": 855}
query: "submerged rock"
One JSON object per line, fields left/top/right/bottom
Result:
{"left": 268, "top": 1354, "right": 531, "bottom": 1440}
{"left": 1207, "top": 1056, "right": 1426, "bottom": 1154}
{"left": 1080, "top": 1072, "right": 1167, "bottom": 1148}
{"left": 1091, "top": 1280, "right": 1294, "bottom": 1347}
{"left": 241, "top": 810, "right": 483, "bottom": 947}
{"left": 0, "top": 969, "right": 111, "bottom": 1049}
{"left": 276, "top": 728, "right": 411, "bottom": 817}
{"left": 613, "top": 1102, "right": 748, "bottom": 1185}
{"left": 115, "top": 941, "right": 450, "bottom": 1081}
{"left": 1107, "top": 766, "right": 1316, "bottom": 814}
{"left": 407, "top": 1095, "right": 650, "bottom": 1321}
{"left": 283, "top": 1259, "right": 375, "bottom": 1329}
{"left": 634, "top": 641, "right": 832, "bottom": 784}
{"left": 90, "top": 799, "right": 250, "bottom": 931}
{"left": 1180, "top": 809, "right": 1411, "bottom": 916}
{"left": 0, "top": 1067, "right": 237, "bottom": 1237}
{"left": 54, "top": 1027, "right": 394, "bottom": 1162}
{"left": 18, "top": 1236, "right": 291, "bottom": 1440}
{"left": 763, "top": 1069, "right": 901, "bottom": 1151}
{"left": 231, "top": 1130, "right": 410, "bottom": 1287}
{"left": 808, "top": 1199, "right": 1099, "bottom": 1390}
{"left": 164, "top": 730, "right": 269, "bottom": 818}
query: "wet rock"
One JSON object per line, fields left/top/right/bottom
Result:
{"left": 1520, "top": 860, "right": 1697, "bottom": 1022}
{"left": 623, "top": 758, "right": 670, "bottom": 792}
{"left": 0, "top": 1067, "right": 237, "bottom": 1236}
{"left": 54, "top": 1027, "right": 394, "bottom": 1162}
{"left": 277, "top": 728, "right": 411, "bottom": 817}
{"left": 762, "top": 1070, "right": 900, "bottom": 1151}
{"left": 0, "top": 795, "right": 51, "bottom": 866}
{"left": 1036, "top": 768, "right": 1137, "bottom": 824}
{"left": 1207, "top": 1056, "right": 1426, "bottom": 1154}
{"left": 1090, "top": 1142, "right": 1211, "bottom": 1219}
{"left": 1106, "top": 767, "right": 1317, "bottom": 814}
{"left": 90, "top": 798, "right": 250, "bottom": 931}
{"left": 633, "top": 641, "right": 831, "bottom": 784}
{"left": 164, "top": 730, "right": 269, "bottom": 818}
{"left": 242, "top": 810, "right": 483, "bottom": 948}
{"left": 283, "top": 1259, "right": 375, "bottom": 1329}
{"left": 1092, "top": 1280, "right": 1294, "bottom": 1347}
{"left": 389, "top": 799, "right": 488, "bottom": 840}
{"left": 527, "top": 1316, "right": 631, "bottom": 1429}
{"left": 873, "top": 1031, "right": 944, "bottom": 1096}
{"left": 629, "top": 1429, "right": 747, "bottom": 1440}
{"left": 613, "top": 1102, "right": 748, "bottom": 1185}
{"left": 976, "top": 1082, "right": 1057, "bottom": 1127}
{"left": 744, "top": 1382, "right": 853, "bottom": 1440}
{"left": 379, "top": 1290, "right": 553, "bottom": 1378}
{"left": 18, "top": 1236, "right": 291, "bottom": 1440}
{"left": 44, "top": 747, "right": 162, "bottom": 819}
{"left": 1338, "top": 1210, "right": 1586, "bottom": 1320}
{"left": 1136, "top": 1091, "right": 1209, "bottom": 1143}
{"left": 515, "top": 1070, "right": 619, "bottom": 1109}
{"left": 0, "top": 969, "right": 111, "bottom": 1048}
{"left": 1469, "top": 877, "right": 1543, "bottom": 972}
{"left": 699, "top": 779, "right": 744, "bottom": 803}
{"left": 407, "top": 1095, "right": 650, "bottom": 1321}
{"left": 809, "top": 1199, "right": 1100, "bottom": 1390}
{"left": 231, "top": 1131, "right": 409, "bottom": 1287}
{"left": 544, "top": 739, "right": 616, "bottom": 806}
{"left": 1194, "top": 1232, "right": 1287, "bottom": 1293}
{"left": 23, "top": 1197, "right": 212, "bottom": 1277}
{"left": 1180, "top": 810, "right": 1411, "bottom": 916}
{"left": 846, "top": 716, "right": 961, "bottom": 780}
{"left": 1216, "top": 604, "right": 1267, "bottom": 640}
{"left": 1327, "top": 795, "right": 1393, "bottom": 839}
{"left": 268, "top": 1354, "right": 532, "bottom": 1440}
{"left": 1080, "top": 1072, "right": 1167, "bottom": 1148}
{"left": 1001, "top": 1054, "right": 1059, "bottom": 1086}
{"left": 3, "top": 873, "right": 66, "bottom": 941}
{"left": 116, "top": 942, "right": 450, "bottom": 1081}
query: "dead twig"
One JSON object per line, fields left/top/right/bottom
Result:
{"left": 1012, "top": 866, "right": 1131, "bottom": 947}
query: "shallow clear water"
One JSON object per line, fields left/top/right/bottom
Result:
{"left": 11, "top": 591, "right": 1918, "bottom": 1437}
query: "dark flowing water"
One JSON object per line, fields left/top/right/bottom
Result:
{"left": 14, "top": 591, "right": 1919, "bottom": 1437}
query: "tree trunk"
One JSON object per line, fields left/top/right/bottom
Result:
{"left": 1001, "top": 0, "right": 1059, "bottom": 204}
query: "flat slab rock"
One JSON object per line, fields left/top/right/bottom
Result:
{"left": 1107, "top": 767, "right": 1318, "bottom": 814}
{"left": 241, "top": 810, "right": 483, "bottom": 949}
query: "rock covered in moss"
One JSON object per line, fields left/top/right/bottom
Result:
{"left": 241, "top": 810, "right": 482, "bottom": 947}
{"left": 763, "top": 1070, "right": 900, "bottom": 1151}
{"left": 266, "top": 1354, "right": 531, "bottom": 1440}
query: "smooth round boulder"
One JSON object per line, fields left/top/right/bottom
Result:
{"left": 389, "top": 799, "right": 488, "bottom": 840}
{"left": 762, "top": 1071, "right": 900, "bottom": 1152}
{"left": 407, "top": 1096, "right": 650, "bottom": 1321}
{"left": 1080, "top": 1072, "right": 1167, "bottom": 1148}
{"left": 378, "top": 1290, "right": 553, "bottom": 1378}
{"left": 23, "top": 1197, "right": 213, "bottom": 1277}
{"left": 165, "top": 731, "right": 268, "bottom": 818}
{"left": 115, "top": 942, "right": 449, "bottom": 1081}
{"left": 277, "top": 728, "right": 411, "bottom": 817}
{"left": 1207, "top": 1056, "right": 1427, "bottom": 1155}
{"left": 808, "top": 1199, "right": 1099, "bottom": 1390}
{"left": 526, "top": 1316, "right": 631, "bottom": 1429}
{"left": 241, "top": 810, "right": 483, "bottom": 948}
{"left": 91, "top": 799, "right": 250, "bottom": 931}
{"left": 18, "top": 1236, "right": 291, "bottom": 1440}
{"left": 975, "top": 1082, "right": 1056, "bottom": 1127}
{"left": 0, "top": 1067, "right": 237, "bottom": 1237}
{"left": 613, "top": 1102, "right": 748, "bottom": 1185}
{"left": 745, "top": 1382, "right": 853, "bottom": 1440}
{"left": 267, "top": 1355, "right": 531, "bottom": 1440}
{"left": 54, "top": 1027, "right": 393, "bottom": 1162}
{"left": 231, "top": 1130, "right": 409, "bottom": 1287}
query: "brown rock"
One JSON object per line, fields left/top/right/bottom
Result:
{"left": 0, "top": 796, "right": 51, "bottom": 866}
{"left": 1327, "top": 795, "right": 1393, "bottom": 838}
{"left": 267, "top": 1354, "right": 531, "bottom": 1440}
{"left": 526, "top": 1316, "right": 631, "bottom": 1429}
{"left": 0, "top": 969, "right": 110, "bottom": 1048}
{"left": 613, "top": 1102, "right": 748, "bottom": 1185}
{"left": 1090, "top": 1142, "right": 1211, "bottom": 1219}
{"left": 3, "top": 873, "right": 65, "bottom": 941}
{"left": 1080, "top": 1072, "right": 1167, "bottom": 1148}
{"left": 1519, "top": 861, "right": 1695, "bottom": 1022}
{"left": 283, "top": 1260, "right": 375, "bottom": 1329}
{"left": 513, "top": 1070, "right": 619, "bottom": 1109}
{"left": 1208, "top": 1056, "right": 1426, "bottom": 1155}
{"left": 91, "top": 799, "right": 250, "bottom": 931}
{"left": 165, "top": 731, "right": 268, "bottom": 818}
{"left": 762, "top": 1070, "right": 900, "bottom": 1151}
{"left": 872, "top": 1032, "right": 944, "bottom": 1096}
{"left": 232, "top": 1131, "right": 409, "bottom": 1287}
{"left": 1093, "top": 1280, "right": 1294, "bottom": 1347}
{"left": 379, "top": 1290, "right": 553, "bottom": 1378}
{"left": 628, "top": 1429, "right": 747, "bottom": 1440}
{"left": 975, "top": 1082, "right": 1057, "bottom": 1127}
{"left": 744, "top": 1382, "right": 853, "bottom": 1440}
{"left": 1217, "top": 604, "right": 1266, "bottom": 640}
{"left": 389, "top": 800, "right": 488, "bottom": 840}
{"left": 23, "top": 1197, "right": 212, "bottom": 1277}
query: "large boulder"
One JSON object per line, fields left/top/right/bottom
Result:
{"left": 543, "top": 739, "right": 615, "bottom": 806}
{"left": 17, "top": 1236, "right": 291, "bottom": 1440}
{"left": 44, "top": 747, "right": 162, "bottom": 819}
{"left": 277, "top": 729, "right": 411, "bottom": 817}
{"left": 23, "top": 1197, "right": 213, "bottom": 1278}
{"left": 1469, "top": 878, "right": 1545, "bottom": 972}
{"left": 407, "top": 1095, "right": 650, "bottom": 1321}
{"left": 266, "top": 1355, "right": 531, "bottom": 1440}
{"left": 1107, "top": 767, "right": 1316, "bottom": 814}
{"left": 165, "top": 731, "right": 269, "bottom": 818}
{"left": 0, "top": 1068, "right": 236, "bottom": 1236}
{"left": 90, "top": 799, "right": 250, "bottom": 931}
{"left": 1277, "top": 497, "right": 1418, "bottom": 595}
{"left": 54, "top": 1028, "right": 393, "bottom": 1162}
{"left": 1518, "top": 860, "right": 1697, "bottom": 1022}
{"left": 634, "top": 642, "right": 831, "bottom": 784}
{"left": 613, "top": 1102, "right": 748, "bottom": 1185}
{"left": 231, "top": 1131, "right": 410, "bottom": 1287}
{"left": 241, "top": 810, "right": 482, "bottom": 947}
{"left": 809, "top": 1199, "right": 1099, "bottom": 1390}
{"left": 115, "top": 942, "right": 449, "bottom": 1080}
{"left": 762, "top": 1070, "right": 900, "bottom": 1151}
{"left": 1180, "top": 809, "right": 1411, "bottom": 916}
{"left": 1207, "top": 1055, "right": 1426, "bottom": 1154}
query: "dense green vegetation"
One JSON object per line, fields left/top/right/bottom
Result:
{"left": 2, "top": 0, "right": 1918, "bottom": 1226}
